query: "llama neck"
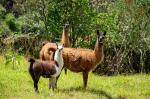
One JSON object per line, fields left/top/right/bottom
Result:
{"left": 62, "top": 28, "right": 70, "bottom": 45}
{"left": 62, "top": 28, "right": 69, "bottom": 38}
{"left": 64, "top": 27, "right": 69, "bottom": 34}
{"left": 54, "top": 51, "right": 64, "bottom": 69}
{"left": 94, "top": 40, "right": 104, "bottom": 63}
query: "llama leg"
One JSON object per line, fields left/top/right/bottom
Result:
{"left": 83, "top": 72, "right": 88, "bottom": 89}
{"left": 30, "top": 72, "right": 36, "bottom": 90}
{"left": 55, "top": 74, "right": 61, "bottom": 88}
{"left": 51, "top": 77, "right": 56, "bottom": 91}
{"left": 55, "top": 66, "right": 63, "bottom": 88}
{"left": 49, "top": 74, "right": 60, "bottom": 89}
{"left": 64, "top": 67, "right": 67, "bottom": 74}
{"left": 49, "top": 78, "right": 53, "bottom": 89}
{"left": 34, "top": 81, "right": 38, "bottom": 92}
{"left": 34, "top": 76, "right": 40, "bottom": 93}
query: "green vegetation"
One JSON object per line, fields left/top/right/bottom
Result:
{"left": 0, "top": 0, "right": 150, "bottom": 74}
{"left": 0, "top": 55, "right": 150, "bottom": 99}
{"left": 0, "top": 1, "right": 150, "bottom": 98}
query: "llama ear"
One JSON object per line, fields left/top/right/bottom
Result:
{"left": 103, "top": 31, "right": 106, "bottom": 36}
{"left": 96, "top": 30, "right": 100, "bottom": 35}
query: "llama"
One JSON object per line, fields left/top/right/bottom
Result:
{"left": 61, "top": 21, "right": 71, "bottom": 74}
{"left": 40, "top": 30, "right": 106, "bottom": 88}
{"left": 28, "top": 43, "right": 64, "bottom": 92}
{"left": 62, "top": 30, "right": 106, "bottom": 88}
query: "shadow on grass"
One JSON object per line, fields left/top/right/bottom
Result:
{"left": 58, "top": 87, "right": 114, "bottom": 99}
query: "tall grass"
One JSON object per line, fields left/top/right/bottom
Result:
{"left": 0, "top": 54, "right": 150, "bottom": 99}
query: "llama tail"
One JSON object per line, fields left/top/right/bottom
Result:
{"left": 28, "top": 57, "right": 35, "bottom": 81}
{"left": 28, "top": 57, "right": 35, "bottom": 63}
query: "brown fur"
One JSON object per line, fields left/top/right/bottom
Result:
{"left": 61, "top": 27, "right": 70, "bottom": 47}
{"left": 30, "top": 59, "right": 57, "bottom": 77}
{"left": 62, "top": 42, "right": 104, "bottom": 72}
{"left": 62, "top": 35, "right": 105, "bottom": 88}
{"left": 39, "top": 23, "right": 71, "bottom": 89}
{"left": 39, "top": 30, "right": 106, "bottom": 88}
{"left": 40, "top": 22, "right": 70, "bottom": 61}
{"left": 28, "top": 57, "right": 58, "bottom": 92}
{"left": 40, "top": 42, "right": 57, "bottom": 61}
{"left": 61, "top": 22, "right": 71, "bottom": 74}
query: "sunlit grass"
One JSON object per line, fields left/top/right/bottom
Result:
{"left": 0, "top": 55, "right": 150, "bottom": 99}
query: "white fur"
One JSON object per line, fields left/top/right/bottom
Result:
{"left": 49, "top": 44, "right": 64, "bottom": 89}
{"left": 51, "top": 44, "right": 64, "bottom": 77}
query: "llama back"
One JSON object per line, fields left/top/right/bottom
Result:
{"left": 63, "top": 48, "right": 97, "bottom": 72}
{"left": 40, "top": 42, "right": 57, "bottom": 61}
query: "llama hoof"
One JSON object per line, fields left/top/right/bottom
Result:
{"left": 52, "top": 87, "right": 55, "bottom": 91}
{"left": 52, "top": 85, "right": 56, "bottom": 91}
{"left": 49, "top": 84, "right": 53, "bottom": 89}
{"left": 35, "top": 90, "right": 39, "bottom": 93}
{"left": 49, "top": 87, "right": 52, "bottom": 89}
{"left": 55, "top": 86, "right": 57, "bottom": 89}
{"left": 36, "top": 90, "right": 39, "bottom": 93}
{"left": 55, "top": 84, "right": 57, "bottom": 89}
{"left": 34, "top": 89, "right": 39, "bottom": 93}
{"left": 83, "top": 86, "right": 88, "bottom": 90}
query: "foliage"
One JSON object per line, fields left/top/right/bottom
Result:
{"left": 94, "top": 0, "right": 150, "bottom": 74}
{"left": 3, "top": 49, "right": 20, "bottom": 69}
{"left": 0, "top": 0, "right": 150, "bottom": 74}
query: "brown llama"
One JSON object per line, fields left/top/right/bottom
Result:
{"left": 28, "top": 43, "right": 64, "bottom": 92}
{"left": 62, "top": 30, "right": 106, "bottom": 88}
{"left": 61, "top": 21, "right": 71, "bottom": 74}
{"left": 40, "top": 30, "right": 106, "bottom": 88}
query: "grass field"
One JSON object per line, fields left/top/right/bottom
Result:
{"left": 0, "top": 55, "right": 150, "bottom": 99}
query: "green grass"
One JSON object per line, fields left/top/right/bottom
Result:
{"left": 0, "top": 55, "right": 150, "bottom": 99}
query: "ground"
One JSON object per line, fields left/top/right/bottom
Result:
{"left": 0, "top": 55, "right": 150, "bottom": 99}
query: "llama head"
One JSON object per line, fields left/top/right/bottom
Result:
{"left": 55, "top": 43, "right": 64, "bottom": 56}
{"left": 54, "top": 43, "right": 64, "bottom": 66}
{"left": 64, "top": 21, "right": 70, "bottom": 29}
{"left": 97, "top": 30, "right": 106, "bottom": 44}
